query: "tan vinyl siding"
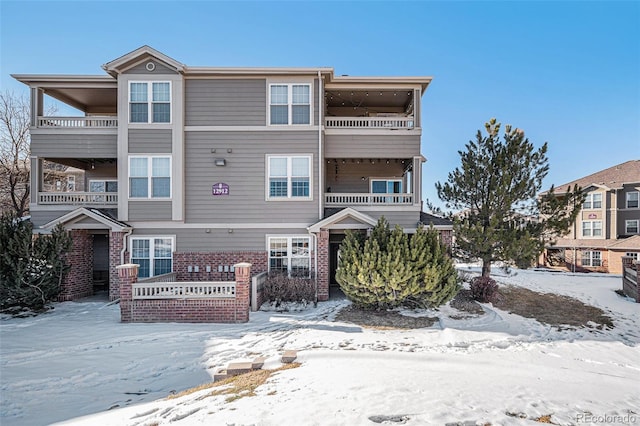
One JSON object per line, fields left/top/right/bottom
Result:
{"left": 128, "top": 201, "right": 172, "bottom": 221}
{"left": 131, "top": 227, "right": 307, "bottom": 252}
{"left": 325, "top": 134, "right": 420, "bottom": 158}
{"left": 30, "top": 210, "right": 73, "bottom": 229}
{"left": 185, "top": 79, "right": 266, "bottom": 126}
{"left": 128, "top": 129, "right": 172, "bottom": 153}
{"left": 184, "top": 131, "right": 319, "bottom": 223}
{"left": 364, "top": 210, "right": 421, "bottom": 229}
{"left": 30, "top": 133, "right": 117, "bottom": 158}
{"left": 126, "top": 61, "right": 177, "bottom": 74}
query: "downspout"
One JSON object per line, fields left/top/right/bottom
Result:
{"left": 318, "top": 70, "right": 323, "bottom": 221}
{"left": 121, "top": 228, "right": 133, "bottom": 265}
{"left": 309, "top": 231, "right": 318, "bottom": 305}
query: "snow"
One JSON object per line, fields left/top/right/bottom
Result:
{"left": 1, "top": 269, "right": 638, "bottom": 426}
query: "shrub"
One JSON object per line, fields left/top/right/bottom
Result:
{"left": 262, "top": 272, "right": 315, "bottom": 305}
{"left": 0, "top": 213, "right": 71, "bottom": 311}
{"left": 336, "top": 217, "right": 460, "bottom": 310}
{"left": 470, "top": 276, "right": 499, "bottom": 303}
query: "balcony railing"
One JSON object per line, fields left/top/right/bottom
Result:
{"left": 37, "top": 116, "right": 118, "bottom": 128}
{"left": 325, "top": 116, "right": 414, "bottom": 129}
{"left": 38, "top": 192, "right": 118, "bottom": 205}
{"left": 132, "top": 281, "right": 236, "bottom": 299}
{"left": 325, "top": 193, "right": 414, "bottom": 206}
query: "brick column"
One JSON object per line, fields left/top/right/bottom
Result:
{"left": 233, "top": 262, "right": 251, "bottom": 323}
{"left": 116, "top": 264, "right": 139, "bottom": 322}
{"left": 60, "top": 230, "right": 93, "bottom": 301}
{"left": 109, "top": 231, "right": 127, "bottom": 301}
{"left": 317, "top": 230, "right": 329, "bottom": 301}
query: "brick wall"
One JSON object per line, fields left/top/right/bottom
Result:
{"left": 173, "top": 251, "right": 266, "bottom": 281}
{"left": 109, "top": 231, "right": 127, "bottom": 301}
{"left": 118, "top": 263, "right": 252, "bottom": 323}
{"left": 438, "top": 229, "right": 453, "bottom": 248}
{"left": 59, "top": 230, "right": 93, "bottom": 301}
{"left": 317, "top": 230, "right": 329, "bottom": 301}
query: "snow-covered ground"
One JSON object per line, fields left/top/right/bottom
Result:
{"left": 1, "top": 269, "right": 638, "bottom": 426}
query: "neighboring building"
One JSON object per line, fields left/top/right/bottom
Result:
{"left": 13, "top": 45, "right": 439, "bottom": 302}
{"left": 540, "top": 160, "right": 640, "bottom": 274}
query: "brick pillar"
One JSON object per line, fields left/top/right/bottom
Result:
{"left": 234, "top": 262, "right": 251, "bottom": 323}
{"left": 60, "top": 230, "right": 93, "bottom": 301}
{"left": 109, "top": 231, "right": 127, "bottom": 301}
{"left": 317, "top": 230, "right": 329, "bottom": 301}
{"left": 116, "top": 264, "right": 138, "bottom": 322}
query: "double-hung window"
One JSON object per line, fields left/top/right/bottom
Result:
{"left": 129, "top": 156, "right": 171, "bottom": 198}
{"left": 269, "top": 84, "right": 311, "bottom": 125}
{"left": 129, "top": 82, "right": 171, "bottom": 123}
{"left": 581, "top": 251, "right": 601, "bottom": 267}
{"left": 131, "top": 237, "right": 174, "bottom": 278}
{"left": 627, "top": 192, "right": 639, "bottom": 208}
{"left": 583, "top": 193, "right": 602, "bottom": 209}
{"left": 268, "top": 236, "right": 311, "bottom": 276}
{"left": 582, "top": 220, "right": 602, "bottom": 237}
{"left": 267, "top": 155, "right": 311, "bottom": 200}
{"left": 626, "top": 220, "right": 639, "bottom": 234}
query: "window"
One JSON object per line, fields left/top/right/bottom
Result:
{"left": 626, "top": 252, "right": 638, "bottom": 261}
{"left": 90, "top": 180, "right": 118, "bottom": 193}
{"left": 583, "top": 193, "right": 602, "bottom": 209}
{"left": 267, "top": 155, "right": 311, "bottom": 199}
{"left": 582, "top": 220, "right": 602, "bottom": 237}
{"left": 581, "top": 251, "right": 601, "bottom": 267}
{"left": 627, "top": 192, "right": 639, "bottom": 208}
{"left": 626, "top": 220, "right": 639, "bottom": 234}
{"left": 268, "top": 236, "right": 311, "bottom": 276}
{"left": 131, "top": 237, "right": 174, "bottom": 278}
{"left": 67, "top": 176, "right": 75, "bottom": 191}
{"left": 269, "top": 84, "right": 311, "bottom": 125}
{"left": 129, "top": 82, "right": 171, "bottom": 123}
{"left": 129, "top": 156, "right": 171, "bottom": 198}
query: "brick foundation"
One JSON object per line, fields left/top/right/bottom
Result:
{"left": 59, "top": 230, "right": 93, "bottom": 301}
{"left": 109, "top": 231, "right": 127, "bottom": 301}
{"left": 317, "top": 230, "right": 329, "bottom": 301}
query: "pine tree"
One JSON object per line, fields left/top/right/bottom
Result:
{"left": 336, "top": 218, "right": 459, "bottom": 310}
{"left": 436, "top": 118, "right": 583, "bottom": 277}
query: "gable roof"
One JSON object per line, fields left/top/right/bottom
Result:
{"left": 308, "top": 208, "right": 377, "bottom": 233}
{"left": 544, "top": 160, "right": 640, "bottom": 193}
{"left": 102, "top": 45, "right": 186, "bottom": 76}
{"left": 41, "top": 208, "right": 131, "bottom": 232}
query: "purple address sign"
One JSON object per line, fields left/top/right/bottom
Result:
{"left": 212, "top": 182, "right": 229, "bottom": 196}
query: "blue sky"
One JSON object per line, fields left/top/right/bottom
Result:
{"left": 1, "top": 0, "right": 638, "bottom": 209}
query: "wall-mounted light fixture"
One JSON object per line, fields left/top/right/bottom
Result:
{"left": 90, "top": 160, "right": 95, "bottom": 170}
{"left": 215, "top": 158, "right": 226, "bottom": 166}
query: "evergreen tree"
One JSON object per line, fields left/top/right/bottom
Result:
{"left": 336, "top": 218, "right": 459, "bottom": 310}
{"left": 0, "top": 213, "right": 71, "bottom": 311}
{"left": 436, "top": 118, "right": 583, "bottom": 277}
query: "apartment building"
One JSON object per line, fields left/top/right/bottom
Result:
{"left": 541, "top": 160, "right": 640, "bottom": 274}
{"left": 14, "top": 45, "right": 447, "bottom": 303}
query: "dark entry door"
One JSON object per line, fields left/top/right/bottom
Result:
{"left": 329, "top": 242, "right": 341, "bottom": 286}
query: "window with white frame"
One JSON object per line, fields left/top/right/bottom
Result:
{"left": 268, "top": 236, "right": 311, "bottom": 276}
{"left": 67, "top": 176, "right": 75, "bottom": 191}
{"left": 89, "top": 180, "right": 118, "bottom": 193}
{"left": 626, "top": 220, "right": 639, "bottom": 234}
{"left": 129, "top": 81, "right": 171, "bottom": 123}
{"left": 583, "top": 193, "right": 602, "bottom": 209}
{"left": 130, "top": 237, "right": 174, "bottom": 278}
{"left": 582, "top": 220, "right": 602, "bottom": 237}
{"left": 627, "top": 191, "right": 639, "bottom": 208}
{"left": 626, "top": 252, "right": 638, "bottom": 262}
{"left": 129, "top": 156, "right": 171, "bottom": 198}
{"left": 269, "top": 84, "right": 311, "bottom": 125}
{"left": 581, "top": 251, "right": 602, "bottom": 267}
{"left": 267, "top": 155, "right": 311, "bottom": 199}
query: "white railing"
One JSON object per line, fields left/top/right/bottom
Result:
{"left": 133, "top": 282, "right": 236, "bottom": 299}
{"left": 37, "top": 116, "right": 118, "bottom": 128}
{"left": 325, "top": 116, "right": 414, "bottom": 129}
{"left": 38, "top": 192, "right": 118, "bottom": 205}
{"left": 325, "top": 193, "right": 414, "bottom": 206}
{"left": 137, "top": 272, "right": 178, "bottom": 284}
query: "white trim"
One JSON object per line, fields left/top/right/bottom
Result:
{"left": 266, "top": 235, "right": 312, "bottom": 275}
{"left": 581, "top": 250, "right": 602, "bottom": 267}
{"left": 581, "top": 220, "right": 603, "bottom": 238}
{"left": 369, "top": 178, "right": 403, "bottom": 194}
{"left": 40, "top": 207, "right": 131, "bottom": 232}
{"left": 582, "top": 192, "right": 603, "bottom": 210}
{"left": 625, "top": 219, "right": 639, "bottom": 234}
{"left": 307, "top": 207, "right": 376, "bottom": 233}
{"left": 131, "top": 222, "right": 312, "bottom": 229}
{"left": 267, "top": 82, "right": 313, "bottom": 127}
{"left": 128, "top": 155, "right": 172, "bottom": 199}
{"left": 626, "top": 191, "right": 639, "bottom": 209}
{"left": 185, "top": 125, "right": 321, "bottom": 132}
{"left": 129, "top": 236, "right": 175, "bottom": 278}
{"left": 265, "top": 154, "right": 313, "bottom": 201}
{"left": 128, "top": 81, "right": 172, "bottom": 124}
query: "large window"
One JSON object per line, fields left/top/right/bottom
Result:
{"left": 581, "top": 251, "right": 602, "bottom": 267}
{"left": 268, "top": 236, "right": 311, "bottom": 276}
{"left": 131, "top": 237, "right": 174, "bottom": 278}
{"left": 626, "top": 220, "right": 639, "bottom": 234}
{"left": 129, "top": 82, "right": 171, "bottom": 123}
{"left": 582, "top": 220, "right": 602, "bottom": 237}
{"left": 583, "top": 193, "right": 602, "bottom": 209}
{"left": 129, "top": 156, "right": 171, "bottom": 198}
{"left": 269, "top": 84, "right": 311, "bottom": 125}
{"left": 267, "top": 155, "right": 311, "bottom": 200}
{"left": 627, "top": 192, "right": 639, "bottom": 209}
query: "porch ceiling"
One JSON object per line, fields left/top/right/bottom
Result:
{"left": 325, "top": 90, "right": 412, "bottom": 110}
{"left": 44, "top": 87, "right": 117, "bottom": 114}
